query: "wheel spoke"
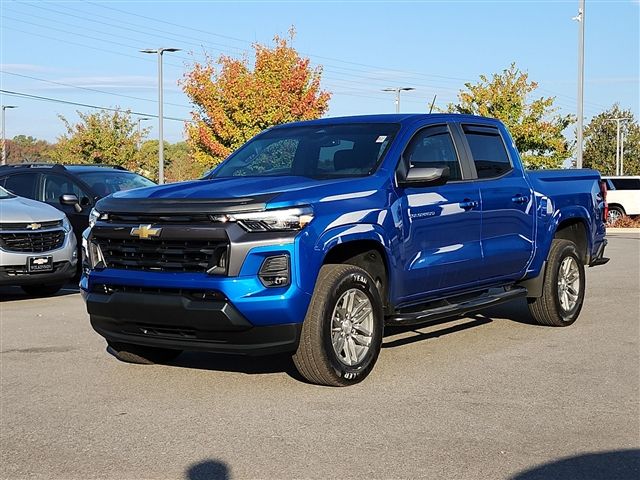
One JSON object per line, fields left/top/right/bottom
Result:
{"left": 352, "top": 323, "right": 372, "bottom": 337}
{"left": 352, "top": 333, "right": 371, "bottom": 347}
{"left": 352, "top": 307, "right": 372, "bottom": 325}
{"left": 347, "top": 337, "right": 359, "bottom": 363}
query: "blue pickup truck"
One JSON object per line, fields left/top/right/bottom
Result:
{"left": 80, "top": 114, "right": 608, "bottom": 386}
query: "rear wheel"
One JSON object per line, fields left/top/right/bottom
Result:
{"left": 607, "top": 206, "right": 625, "bottom": 224}
{"left": 107, "top": 341, "right": 182, "bottom": 365}
{"left": 293, "top": 264, "right": 384, "bottom": 387}
{"left": 20, "top": 283, "right": 64, "bottom": 296}
{"left": 528, "top": 239, "right": 585, "bottom": 327}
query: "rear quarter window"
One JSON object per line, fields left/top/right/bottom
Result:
{"left": 610, "top": 178, "right": 640, "bottom": 190}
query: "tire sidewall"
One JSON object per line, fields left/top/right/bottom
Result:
{"left": 550, "top": 243, "right": 585, "bottom": 324}
{"left": 319, "top": 268, "right": 384, "bottom": 384}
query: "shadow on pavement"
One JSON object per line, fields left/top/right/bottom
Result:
{"left": 511, "top": 449, "right": 640, "bottom": 480}
{"left": 185, "top": 459, "right": 231, "bottom": 480}
{"left": 0, "top": 283, "right": 80, "bottom": 302}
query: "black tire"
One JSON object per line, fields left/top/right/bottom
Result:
{"left": 528, "top": 239, "right": 585, "bottom": 327}
{"left": 292, "top": 264, "right": 384, "bottom": 387}
{"left": 107, "top": 341, "right": 182, "bottom": 365}
{"left": 607, "top": 205, "right": 625, "bottom": 224}
{"left": 20, "top": 283, "right": 64, "bottom": 296}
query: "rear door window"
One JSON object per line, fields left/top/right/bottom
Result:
{"left": 463, "top": 125, "right": 512, "bottom": 179}
{"left": 4, "top": 173, "right": 39, "bottom": 198}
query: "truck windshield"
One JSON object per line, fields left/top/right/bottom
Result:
{"left": 212, "top": 123, "right": 400, "bottom": 179}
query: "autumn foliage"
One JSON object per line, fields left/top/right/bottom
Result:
{"left": 182, "top": 31, "right": 331, "bottom": 169}
{"left": 448, "top": 64, "right": 574, "bottom": 169}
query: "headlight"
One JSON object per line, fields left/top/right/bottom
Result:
{"left": 62, "top": 216, "right": 72, "bottom": 233}
{"left": 229, "top": 206, "right": 314, "bottom": 232}
{"left": 89, "top": 208, "right": 108, "bottom": 228}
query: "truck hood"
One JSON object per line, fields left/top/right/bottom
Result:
{"left": 101, "top": 175, "right": 382, "bottom": 214}
{"left": 0, "top": 196, "right": 64, "bottom": 223}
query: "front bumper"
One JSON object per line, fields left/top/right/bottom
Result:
{"left": 0, "top": 232, "right": 77, "bottom": 286}
{"left": 84, "top": 288, "right": 303, "bottom": 355}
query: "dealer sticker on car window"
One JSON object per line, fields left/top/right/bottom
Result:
{"left": 375, "top": 135, "right": 387, "bottom": 143}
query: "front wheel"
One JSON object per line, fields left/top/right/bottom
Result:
{"left": 528, "top": 239, "right": 585, "bottom": 327}
{"left": 293, "top": 264, "right": 384, "bottom": 387}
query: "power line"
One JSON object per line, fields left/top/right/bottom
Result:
{"left": 1, "top": 71, "right": 191, "bottom": 110}
{"left": 0, "top": 89, "right": 193, "bottom": 123}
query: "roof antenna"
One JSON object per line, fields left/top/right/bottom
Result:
{"left": 428, "top": 95, "right": 437, "bottom": 114}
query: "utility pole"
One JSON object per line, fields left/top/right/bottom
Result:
{"left": 1, "top": 105, "right": 18, "bottom": 166}
{"left": 620, "top": 127, "right": 625, "bottom": 176}
{"left": 140, "top": 48, "right": 181, "bottom": 184}
{"left": 573, "top": 0, "right": 585, "bottom": 168}
{"left": 382, "top": 87, "right": 415, "bottom": 113}
{"left": 607, "top": 117, "right": 632, "bottom": 175}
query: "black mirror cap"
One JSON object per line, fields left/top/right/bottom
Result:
{"left": 400, "top": 166, "right": 450, "bottom": 187}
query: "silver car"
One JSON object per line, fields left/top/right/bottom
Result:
{"left": 0, "top": 186, "right": 77, "bottom": 295}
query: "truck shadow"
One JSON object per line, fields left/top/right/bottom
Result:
{"left": 159, "top": 299, "right": 536, "bottom": 379}
{"left": 0, "top": 283, "right": 80, "bottom": 302}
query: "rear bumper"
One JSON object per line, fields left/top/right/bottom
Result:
{"left": 84, "top": 289, "right": 302, "bottom": 355}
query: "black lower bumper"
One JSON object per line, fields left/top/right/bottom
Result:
{"left": 85, "top": 290, "right": 302, "bottom": 356}
{"left": 0, "top": 261, "right": 76, "bottom": 286}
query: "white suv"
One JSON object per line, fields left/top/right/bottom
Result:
{"left": 603, "top": 176, "right": 640, "bottom": 224}
{"left": 0, "top": 186, "right": 77, "bottom": 295}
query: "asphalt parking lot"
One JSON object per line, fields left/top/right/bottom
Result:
{"left": 1, "top": 232, "right": 639, "bottom": 480}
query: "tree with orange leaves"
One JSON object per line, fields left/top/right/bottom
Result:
{"left": 182, "top": 30, "right": 331, "bottom": 170}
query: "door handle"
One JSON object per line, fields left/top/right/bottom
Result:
{"left": 511, "top": 195, "right": 529, "bottom": 204}
{"left": 459, "top": 199, "right": 478, "bottom": 210}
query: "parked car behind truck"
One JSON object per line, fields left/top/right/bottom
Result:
{"left": 0, "top": 186, "right": 77, "bottom": 295}
{"left": 602, "top": 176, "right": 640, "bottom": 223}
{"left": 80, "top": 114, "right": 608, "bottom": 386}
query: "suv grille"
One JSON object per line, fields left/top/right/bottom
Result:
{"left": 0, "top": 230, "right": 65, "bottom": 253}
{"left": 0, "top": 220, "right": 63, "bottom": 231}
{"left": 92, "top": 235, "right": 228, "bottom": 273}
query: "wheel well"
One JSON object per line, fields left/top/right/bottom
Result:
{"left": 555, "top": 219, "right": 589, "bottom": 263}
{"left": 323, "top": 240, "right": 390, "bottom": 311}
{"left": 608, "top": 203, "right": 625, "bottom": 213}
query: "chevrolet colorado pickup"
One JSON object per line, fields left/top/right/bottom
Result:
{"left": 81, "top": 114, "right": 608, "bottom": 386}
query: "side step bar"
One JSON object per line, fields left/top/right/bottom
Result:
{"left": 387, "top": 287, "right": 527, "bottom": 327}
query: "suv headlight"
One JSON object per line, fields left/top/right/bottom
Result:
{"left": 229, "top": 206, "right": 314, "bottom": 232}
{"left": 62, "top": 216, "right": 72, "bottom": 233}
{"left": 89, "top": 208, "right": 108, "bottom": 228}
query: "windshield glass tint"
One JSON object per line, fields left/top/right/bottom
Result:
{"left": 0, "top": 186, "right": 14, "bottom": 199}
{"left": 212, "top": 123, "right": 400, "bottom": 179}
{"left": 77, "top": 172, "right": 155, "bottom": 196}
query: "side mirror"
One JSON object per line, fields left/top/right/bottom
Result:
{"left": 60, "top": 193, "right": 82, "bottom": 213}
{"left": 400, "top": 166, "right": 450, "bottom": 187}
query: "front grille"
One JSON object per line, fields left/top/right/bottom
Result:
{"left": 92, "top": 235, "right": 228, "bottom": 273}
{"left": 106, "top": 213, "right": 214, "bottom": 225}
{"left": 0, "top": 220, "right": 63, "bottom": 231}
{"left": 0, "top": 230, "right": 65, "bottom": 252}
{"left": 91, "top": 283, "right": 225, "bottom": 300}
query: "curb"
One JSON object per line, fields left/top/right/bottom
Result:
{"left": 606, "top": 228, "right": 640, "bottom": 234}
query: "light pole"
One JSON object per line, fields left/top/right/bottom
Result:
{"left": 607, "top": 117, "right": 632, "bottom": 175}
{"left": 382, "top": 87, "right": 415, "bottom": 113}
{"left": 137, "top": 116, "right": 150, "bottom": 150}
{"left": 140, "top": 48, "right": 181, "bottom": 184}
{"left": 573, "top": 0, "right": 585, "bottom": 168}
{"left": 1, "top": 105, "right": 18, "bottom": 166}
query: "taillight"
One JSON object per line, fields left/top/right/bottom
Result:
{"left": 599, "top": 180, "right": 608, "bottom": 222}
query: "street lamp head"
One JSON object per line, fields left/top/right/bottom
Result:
{"left": 399, "top": 87, "right": 415, "bottom": 92}
{"left": 161, "top": 48, "right": 181, "bottom": 53}
{"left": 140, "top": 49, "right": 158, "bottom": 54}
{"left": 1, "top": 105, "right": 18, "bottom": 110}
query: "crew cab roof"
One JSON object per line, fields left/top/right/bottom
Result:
{"left": 275, "top": 113, "right": 503, "bottom": 129}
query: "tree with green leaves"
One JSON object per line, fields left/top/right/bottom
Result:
{"left": 448, "top": 63, "right": 574, "bottom": 169}
{"left": 51, "top": 109, "right": 146, "bottom": 169}
{"left": 583, "top": 104, "right": 639, "bottom": 176}
{"left": 135, "top": 140, "right": 200, "bottom": 182}
{"left": 182, "top": 29, "right": 331, "bottom": 170}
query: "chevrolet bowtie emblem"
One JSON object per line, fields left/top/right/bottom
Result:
{"left": 26, "top": 223, "right": 42, "bottom": 230}
{"left": 130, "top": 224, "right": 162, "bottom": 239}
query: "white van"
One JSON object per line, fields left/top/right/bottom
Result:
{"left": 603, "top": 176, "right": 640, "bottom": 223}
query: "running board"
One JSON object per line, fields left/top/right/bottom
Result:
{"left": 387, "top": 287, "right": 527, "bottom": 327}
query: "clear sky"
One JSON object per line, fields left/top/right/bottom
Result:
{"left": 1, "top": 0, "right": 639, "bottom": 145}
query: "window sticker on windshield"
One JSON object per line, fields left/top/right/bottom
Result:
{"left": 375, "top": 135, "right": 387, "bottom": 143}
